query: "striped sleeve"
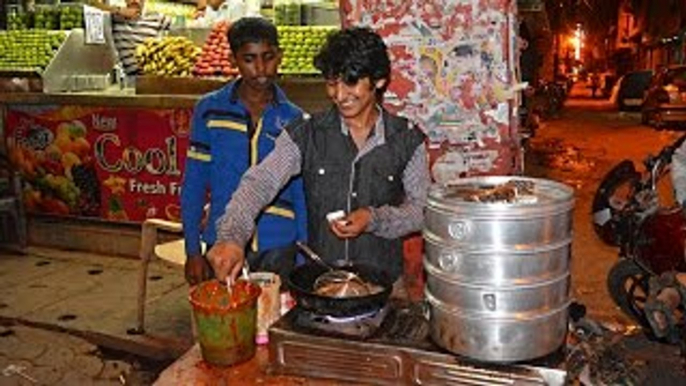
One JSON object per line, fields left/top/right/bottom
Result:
{"left": 367, "top": 143, "right": 429, "bottom": 238}
{"left": 216, "top": 131, "right": 303, "bottom": 246}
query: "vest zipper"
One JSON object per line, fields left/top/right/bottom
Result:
{"left": 344, "top": 160, "right": 357, "bottom": 263}
{"left": 248, "top": 116, "right": 264, "bottom": 253}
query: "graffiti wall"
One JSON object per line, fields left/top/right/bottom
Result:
{"left": 340, "top": 0, "right": 521, "bottom": 179}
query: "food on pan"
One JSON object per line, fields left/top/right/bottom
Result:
{"left": 313, "top": 273, "right": 384, "bottom": 298}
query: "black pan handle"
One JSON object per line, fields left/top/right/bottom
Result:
{"left": 296, "top": 242, "right": 332, "bottom": 271}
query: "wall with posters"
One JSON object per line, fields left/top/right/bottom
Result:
{"left": 5, "top": 104, "right": 191, "bottom": 223}
{"left": 340, "top": 0, "right": 521, "bottom": 179}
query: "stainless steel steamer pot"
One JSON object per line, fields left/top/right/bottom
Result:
{"left": 424, "top": 176, "right": 575, "bottom": 362}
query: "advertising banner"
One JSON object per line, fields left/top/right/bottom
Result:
{"left": 5, "top": 104, "right": 191, "bottom": 223}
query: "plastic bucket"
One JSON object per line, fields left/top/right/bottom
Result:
{"left": 189, "top": 279, "right": 262, "bottom": 367}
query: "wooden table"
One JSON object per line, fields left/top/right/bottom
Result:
{"left": 154, "top": 343, "right": 350, "bottom": 385}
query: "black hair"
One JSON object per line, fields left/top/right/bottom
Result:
{"left": 228, "top": 17, "right": 279, "bottom": 53}
{"left": 314, "top": 27, "right": 390, "bottom": 93}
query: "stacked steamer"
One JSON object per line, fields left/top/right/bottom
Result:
{"left": 423, "top": 177, "right": 574, "bottom": 362}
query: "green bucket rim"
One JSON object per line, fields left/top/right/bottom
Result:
{"left": 189, "top": 279, "right": 262, "bottom": 313}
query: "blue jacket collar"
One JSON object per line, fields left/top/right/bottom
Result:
{"left": 226, "top": 78, "right": 286, "bottom": 107}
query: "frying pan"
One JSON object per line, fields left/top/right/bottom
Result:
{"left": 287, "top": 260, "right": 394, "bottom": 317}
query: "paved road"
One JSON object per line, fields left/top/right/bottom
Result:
{"left": 526, "top": 85, "right": 681, "bottom": 325}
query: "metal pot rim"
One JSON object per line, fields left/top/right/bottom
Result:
{"left": 428, "top": 176, "right": 575, "bottom": 216}
{"left": 424, "top": 263, "right": 570, "bottom": 289}
{"left": 423, "top": 230, "right": 573, "bottom": 252}
{"left": 425, "top": 290, "right": 571, "bottom": 320}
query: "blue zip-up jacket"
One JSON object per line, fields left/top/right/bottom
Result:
{"left": 181, "top": 80, "right": 307, "bottom": 257}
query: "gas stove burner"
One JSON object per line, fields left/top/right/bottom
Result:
{"left": 293, "top": 306, "right": 389, "bottom": 339}
{"left": 315, "top": 309, "right": 381, "bottom": 324}
{"left": 269, "top": 301, "right": 568, "bottom": 385}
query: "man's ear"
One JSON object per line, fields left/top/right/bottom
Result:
{"left": 375, "top": 78, "right": 388, "bottom": 91}
{"left": 229, "top": 52, "right": 237, "bottom": 67}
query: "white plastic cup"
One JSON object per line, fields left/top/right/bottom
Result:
{"left": 249, "top": 272, "right": 281, "bottom": 345}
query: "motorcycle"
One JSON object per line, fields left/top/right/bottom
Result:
{"left": 592, "top": 133, "right": 686, "bottom": 332}
{"left": 518, "top": 86, "right": 540, "bottom": 142}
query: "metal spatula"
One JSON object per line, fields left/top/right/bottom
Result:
{"left": 295, "top": 241, "right": 371, "bottom": 297}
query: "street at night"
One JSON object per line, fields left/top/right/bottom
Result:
{"left": 527, "top": 82, "right": 682, "bottom": 324}
{"left": 4, "top": 0, "right": 686, "bottom": 385}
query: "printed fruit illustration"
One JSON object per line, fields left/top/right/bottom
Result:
{"left": 72, "top": 164, "right": 101, "bottom": 216}
{"left": 9, "top": 118, "right": 98, "bottom": 217}
{"left": 54, "top": 120, "right": 89, "bottom": 156}
{"left": 193, "top": 21, "right": 239, "bottom": 78}
{"left": 136, "top": 36, "right": 201, "bottom": 77}
{"left": 107, "top": 196, "right": 128, "bottom": 221}
{"left": 0, "top": 30, "right": 66, "bottom": 71}
{"left": 278, "top": 26, "right": 337, "bottom": 74}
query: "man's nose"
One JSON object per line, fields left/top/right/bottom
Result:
{"left": 254, "top": 58, "right": 266, "bottom": 76}
{"left": 333, "top": 82, "right": 348, "bottom": 101}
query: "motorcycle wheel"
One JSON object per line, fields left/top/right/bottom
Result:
{"left": 607, "top": 259, "right": 651, "bottom": 329}
{"left": 591, "top": 160, "right": 640, "bottom": 246}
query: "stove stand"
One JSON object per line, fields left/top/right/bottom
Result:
{"left": 268, "top": 302, "right": 567, "bottom": 385}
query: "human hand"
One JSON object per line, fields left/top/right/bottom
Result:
{"left": 193, "top": 8, "right": 206, "bottom": 19}
{"left": 206, "top": 242, "right": 245, "bottom": 283}
{"left": 184, "top": 254, "right": 214, "bottom": 286}
{"left": 329, "top": 208, "right": 371, "bottom": 239}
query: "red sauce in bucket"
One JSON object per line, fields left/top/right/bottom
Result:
{"left": 190, "top": 279, "right": 261, "bottom": 312}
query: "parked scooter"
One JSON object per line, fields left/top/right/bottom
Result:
{"left": 518, "top": 86, "right": 540, "bottom": 142}
{"left": 592, "top": 133, "right": 686, "bottom": 336}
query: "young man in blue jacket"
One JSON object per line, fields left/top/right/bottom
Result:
{"left": 181, "top": 17, "right": 307, "bottom": 285}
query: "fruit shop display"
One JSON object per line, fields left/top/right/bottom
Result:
{"left": 146, "top": 0, "right": 195, "bottom": 20}
{"left": 193, "top": 21, "right": 239, "bottom": 78}
{"left": 33, "top": 6, "right": 59, "bottom": 30}
{"left": 7, "top": 120, "right": 101, "bottom": 217}
{"left": 59, "top": 4, "right": 84, "bottom": 30}
{"left": 7, "top": 7, "right": 29, "bottom": 30}
{"left": 0, "top": 30, "right": 67, "bottom": 72}
{"left": 278, "top": 26, "right": 337, "bottom": 74}
{"left": 136, "top": 36, "right": 201, "bottom": 77}
{"left": 274, "top": 0, "right": 302, "bottom": 26}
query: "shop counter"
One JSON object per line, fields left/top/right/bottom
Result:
{"left": 0, "top": 78, "right": 329, "bottom": 254}
{"left": 154, "top": 344, "right": 343, "bottom": 386}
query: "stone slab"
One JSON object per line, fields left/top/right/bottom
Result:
{"left": 0, "top": 248, "right": 193, "bottom": 361}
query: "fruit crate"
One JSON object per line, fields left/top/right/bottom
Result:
{"left": 34, "top": 4, "right": 60, "bottom": 30}
{"left": 277, "top": 25, "right": 337, "bottom": 75}
{"left": 6, "top": 3, "right": 29, "bottom": 30}
{"left": 0, "top": 30, "right": 68, "bottom": 79}
{"left": 0, "top": 28, "right": 116, "bottom": 93}
{"left": 59, "top": 2, "right": 85, "bottom": 30}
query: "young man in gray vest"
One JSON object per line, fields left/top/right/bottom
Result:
{"left": 208, "top": 27, "right": 429, "bottom": 297}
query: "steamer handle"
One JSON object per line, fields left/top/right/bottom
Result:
{"left": 483, "top": 294, "right": 496, "bottom": 311}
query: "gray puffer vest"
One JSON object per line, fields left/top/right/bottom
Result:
{"left": 286, "top": 107, "right": 425, "bottom": 281}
